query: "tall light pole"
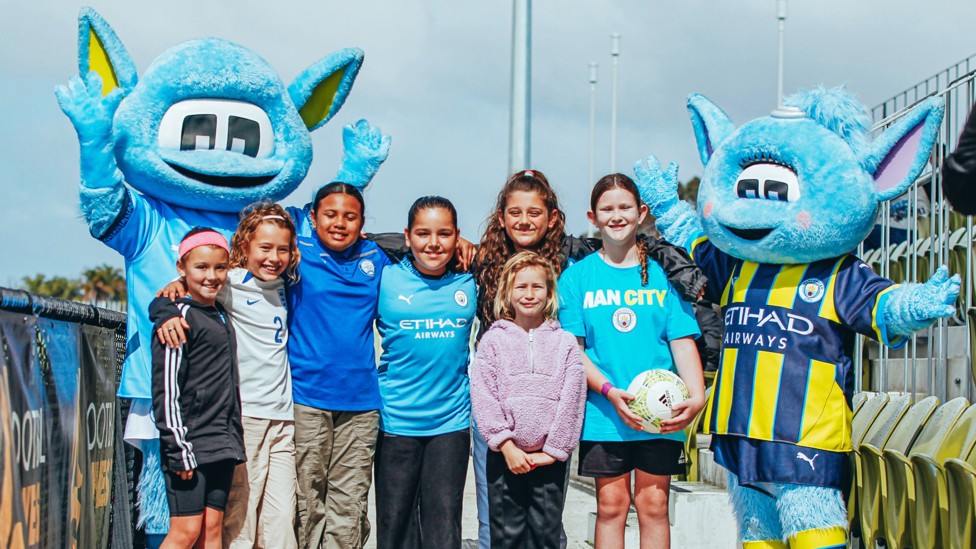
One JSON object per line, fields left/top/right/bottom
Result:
{"left": 609, "top": 33, "right": 621, "bottom": 173}
{"left": 777, "top": 0, "right": 787, "bottom": 106}
{"left": 588, "top": 62, "right": 598, "bottom": 187}
{"left": 508, "top": 0, "right": 532, "bottom": 174}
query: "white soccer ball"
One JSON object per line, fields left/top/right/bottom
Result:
{"left": 626, "top": 369, "right": 690, "bottom": 434}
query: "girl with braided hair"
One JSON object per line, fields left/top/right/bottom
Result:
{"left": 557, "top": 173, "right": 705, "bottom": 549}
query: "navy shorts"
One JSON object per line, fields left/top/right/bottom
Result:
{"left": 578, "top": 439, "right": 686, "bottom": 478}
{"left": 163, "top": 460, "right": 236, "bottom": 516}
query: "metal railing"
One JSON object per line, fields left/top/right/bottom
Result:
{"left": 862, "top": 55, "right": 976, "bottom": 402}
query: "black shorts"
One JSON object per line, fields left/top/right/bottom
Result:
{"left": 163, "top": 460, "right": 236, "bottom": 516}
{"left": 578, "top": 439, "right": 686, "bottom": 478}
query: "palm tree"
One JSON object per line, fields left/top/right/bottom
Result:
{"left": 20, "top": 274, "right": 83, "bottom": 301}
{"left": 81, "top": 264, "right": 127, "bottom": 305}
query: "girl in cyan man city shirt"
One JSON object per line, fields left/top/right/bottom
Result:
{"left": 558, "top": 174, "right": 705, "bottom": 549}
{"left": 155, "top": 203, "right": 301, "bottom": 549}
{"left": 373, "top": 196, "right": 477, "bottom": 549}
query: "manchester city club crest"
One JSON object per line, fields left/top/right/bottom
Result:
{"left": 798, "top": 278, "right": 825, "bottom": 303}
{"left": 612, "top": 307, "right": 637, "bottom": 333}
{"left": 454, "top": 290, "right": 468, "bottom": 307}
{"left": 360, "top": 259, "right": 375, "bottom": 277}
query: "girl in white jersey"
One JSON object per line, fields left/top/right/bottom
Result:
{"left": 156, "top": 203, "right": 301, "bottom": 549}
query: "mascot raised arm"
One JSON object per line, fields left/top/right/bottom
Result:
{"left": 55, "top": 8, "right": 389, "bottom": 542}
{"left": 634, "top": 87, "right": 959, "bottom": 549}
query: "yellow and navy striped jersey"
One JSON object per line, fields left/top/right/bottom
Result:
{"left": 689, "top": 235, "right": 904, "bottom": 454}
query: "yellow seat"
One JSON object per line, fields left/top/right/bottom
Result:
{"left": 911, "top": 403, "right": 976, "bottom": 549}
{"left": 680, "top": 386, "right": 712, "bottom": 482}
{"left": 969, "top": 308, "right": 976, "bottom": 385}
{"left": 848, "top": 392, "right": 890, "bottom": 537}
{"left": 852, "top": 392, "right": 870, "bottom": 417}
{"left": 946, "top": 456, "right": 976, "bottom": 549}
{"left": 882, "top": 397, "right": 969, "bottom": 549}
{"left": 857, "top": 395, "right": 939, "bottom": 547}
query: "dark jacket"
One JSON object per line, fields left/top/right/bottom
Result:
{"left": 943, "top": 102, "right": 976, "bottom": 215}
{"left": 150, "top": 296, "right": 245, "bottom": 472}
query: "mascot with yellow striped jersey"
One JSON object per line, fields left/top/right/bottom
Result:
{"left": 634, "top": 87, "right": 959, "bottom": 549}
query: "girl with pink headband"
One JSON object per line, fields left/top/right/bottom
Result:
{"left": 149, "top": 226, "right": 245, "bottom": 548}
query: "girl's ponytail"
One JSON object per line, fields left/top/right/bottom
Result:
{"left": 636, "top": 234, "right": 650, "bottom": 287}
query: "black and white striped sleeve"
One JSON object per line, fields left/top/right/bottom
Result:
{"left": 151, "top": 302, "right": 197, "bottom": 471}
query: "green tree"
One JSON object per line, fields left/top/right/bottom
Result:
{"left": 678, "top": 176, "right": 701, "bottom": 205}
{"left": 20, "top": 274, "right": 83, "bottom": 301}
{"left": 81, "top": 264, "right": 127, "bottom": 304}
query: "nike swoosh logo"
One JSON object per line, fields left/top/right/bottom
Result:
{"left": 246, "top": 299, "right": 260, "bottom": 305}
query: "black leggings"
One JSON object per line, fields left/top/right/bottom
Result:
{"left": 486, "top": 450, "right": 569, "bottom": 549}
{"left": 374, "top": 429, "right": 470, "bottom": 549}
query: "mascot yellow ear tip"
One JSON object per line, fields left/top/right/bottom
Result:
{"left": 77, "top": 7, "right": 138, "bottom": 95}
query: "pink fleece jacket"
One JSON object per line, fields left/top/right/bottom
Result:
{"left": 470, "top": 319, "right": 586, "bottom": 461}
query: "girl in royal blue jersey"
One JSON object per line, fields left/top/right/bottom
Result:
{"left": 373, "top": 196, "right": 476, "bottom": 549}
{"left": 558, "top": 174, "right": 705, "bottom": 549}
{"left": 154, "top": 203, "right": 302, "bottom": 549}
{"left": 286, "top": 182, "right": 392, "bottom": 549}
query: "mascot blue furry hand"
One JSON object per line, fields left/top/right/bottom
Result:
{"left": 55, "top": 8, "right": 389, "bottom": 541}
{"left": 634, "top": 87, "right": 959, "bottom": 549}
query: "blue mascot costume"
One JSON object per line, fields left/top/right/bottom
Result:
{"left": 55, "top": 8, "right": 389, "bottom": 544}
{"left": 634, "top": 87, "right": 960, "bottom": 548}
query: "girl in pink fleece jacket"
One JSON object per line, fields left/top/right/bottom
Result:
{"left": 471, "top": 251, "right": 587, "bottom": 549}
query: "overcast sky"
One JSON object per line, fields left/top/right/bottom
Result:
{"left": 2, "top": 0, "right": 975, "bottom": 285}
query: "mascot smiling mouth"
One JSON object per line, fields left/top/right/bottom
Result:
{"left": 725, "top": 226, "right": 774, "bottom": 241}
{"left": 167, "top": 163, "right": 276, "bottom": 188}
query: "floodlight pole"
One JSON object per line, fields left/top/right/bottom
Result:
{"left": 508, "top": 0, "right": 532, "bottom": 174}
{"left": 777, "top": 0, "right": 787, "bottom": 106}
{"left": 609, "top": 33, "right": 621, "bottom": 173}
{"left": 588, "top": 62, "right": 598, "bottom": 188}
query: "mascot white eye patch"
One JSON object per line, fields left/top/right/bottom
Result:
{"left": 158, "top": 99, "right": 274, "bottom": 159}
{"left": 735, "top": 163, "right": 800, "bottom": 203}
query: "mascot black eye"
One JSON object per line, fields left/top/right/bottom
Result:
{"left": 764, "top": 180, "right": 790, "bottom": 201}
{"left": 227, "top": 116, "right": 260, "bottom": 157}
{"left": 180, "top": 114, "right": 217, "bottom": 150}
{"left": 736, "top": 178, "right": 761, "bottom": 199}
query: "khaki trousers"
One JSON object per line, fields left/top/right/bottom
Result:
{"left": 294, "top": 405, "right": 378, "bottom": 549}
{"left": 222, "top": 417, "right": 298, "bottom": 549}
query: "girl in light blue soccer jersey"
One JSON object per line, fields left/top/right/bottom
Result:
{"left": 558, "top": 174, "right": 705, "bottom": 549}
{"left": 373, "top": 196, "right": 477, "bottom": 549}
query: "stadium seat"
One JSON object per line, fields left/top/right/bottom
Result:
{"left": 852, "top": 392, "right": 870, "bottom": 417}
{"left": 882, "top": 397, "right": 969, "bottom": 549}
{"left": 969, "top": 308, "right": 976, "bottom": 385}
{"left": 910, "top": 403, "right": 976, "bottom": 549}
{"left": 887, "top": 241, "right": 911, "bottom": 284}
{"left": 857, "top": 395, "right": 938, "bottom": 547}
{"left": 848, "top": 392, "right": 891, "bottom": 537}
{"left": 851, "top": 393, "right": 911, "bottom": 541}
{"left": 945, "top": 455, "right": 976, "bottom": 549}
{"left": 681, "top": 386, "right": 712, "bottom": 482}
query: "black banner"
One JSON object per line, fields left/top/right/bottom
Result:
{"left": 0, "top": 310, "right": 118, "bottom": 549}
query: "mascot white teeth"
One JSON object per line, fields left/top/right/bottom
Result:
{"left": 634, "top": 86, "right": 959, "bottom": 549}
{"left": 55, "top": 7, "right": 389, "bottom": 543}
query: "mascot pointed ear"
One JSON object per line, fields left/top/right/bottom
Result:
{"left": 863, "top": 96, "right": 944, "bottom": 202}
{"left": 78, "top": 7, "right": 138, "bottom": 96}
{"left": 288, "top": 48, "right": 364, "bottom": 132}
{"left": 687, "top": 94, "right": 736, "bottom": 166}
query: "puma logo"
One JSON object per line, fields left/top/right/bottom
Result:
{"left": 796, "top": 451, "right": 819, "bottom": 471}
{"left": 398, "top": 295, "right": 413, "bottom": 305}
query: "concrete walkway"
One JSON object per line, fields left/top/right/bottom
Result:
{"left": 364, "top": 456, "right": 598, "bottom": 548}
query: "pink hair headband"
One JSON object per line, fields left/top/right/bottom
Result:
{"left": 179, "top": 231, "right": 229, "bottom": 258}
